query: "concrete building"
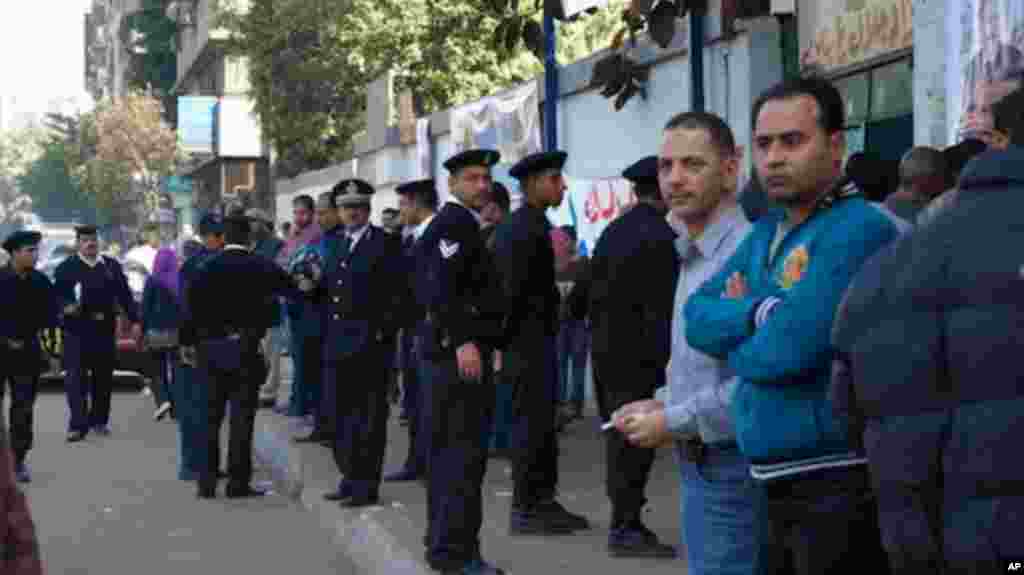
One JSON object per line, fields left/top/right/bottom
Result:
{"left": 164, "top": 0, "right": 270, "bottom": 221}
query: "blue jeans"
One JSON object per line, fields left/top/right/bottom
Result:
{"left": 556, "top": 320, "right": 588, "bottom": 406}
{"left": 679, "top": 446, "right": 768, "bottom": 575}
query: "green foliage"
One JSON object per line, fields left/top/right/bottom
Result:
{"left": 219, "top": 0, "right": 624, "bottom": 178}
{"left": 18, "top": 139, "right": 103, "bottom": 225}
{"left": 123, "top": 0, "right": 178, "bottom": 96}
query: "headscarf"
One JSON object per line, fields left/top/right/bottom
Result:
{"left": 152, "top": 247, "right": 179, "bottom": 298}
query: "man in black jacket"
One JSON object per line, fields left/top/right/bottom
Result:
{"left": 582, "top": 156, "right": 679, "bottom": 557}
{"left": 317, "top": 179, "right": 405, "bottom": 508}
{"left": 54, "top": 225, "right": 137, "bottom": 442}
{"left": 182, "top": 216, "right": 304, "bottom": 499}
{"left": 0, "top": 231, "right": 58, "bottom": 482}
{"left": 494, "top": 151, "right": 589, "bottom": 536}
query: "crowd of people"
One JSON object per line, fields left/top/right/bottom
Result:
{"left": 1, "top": 73, "right": 1022, "bottom": 574}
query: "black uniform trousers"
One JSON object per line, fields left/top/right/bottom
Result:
{"left": 505, "top": 333, "right": 559, "bottom": 509}
{"left": 199, "top": 346, "right": 266, "bottom": 491}
{"left": 0, "top": 374, "right": 37, "bottom": 464}
{"left": 592, "top": 355, "right": 662, "bottom": 524}
{"left": 63, "top": 321, "right": 117, "bottom": 433}
{"left": 332, "top": 344, "right": 390, "bottom": 500}
{"left": 424, "top": 348, "right": 495, "bottom": 571}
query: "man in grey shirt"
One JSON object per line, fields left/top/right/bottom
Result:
{"left": 613, "top": 111, "right": 766, "bottom": 574}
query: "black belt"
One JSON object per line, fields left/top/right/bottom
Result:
{"left": 680, "top": 438, "right": 739, "bottom": 463}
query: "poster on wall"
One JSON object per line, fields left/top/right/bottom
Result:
{"left": 547, "top": 177, "right": 636, "bottom": 257}
{"left": 947, "top": 0, "right": 1024, "bottom": 145}
{"left": 448, "top": 82, "right": 542, "bottom": 210}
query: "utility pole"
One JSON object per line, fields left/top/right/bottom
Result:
{"left": 543, "top": 10, "right": 558, "bottom": 151}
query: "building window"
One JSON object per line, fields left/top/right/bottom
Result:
{"left": 835, "top": 58, "right": 913, "bottom": 160}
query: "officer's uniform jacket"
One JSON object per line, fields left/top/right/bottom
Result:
{"left": 0, "top": 267, "right": 58, "bottom": 376}
{"left": 317, "top": 224, "right": 405, "bottom": 362}
{"left": 492, "top": 204, "right": 560, "bottom": 346}
{"left": 53, "top": 254, "right": 137, "bottom": 352}
{"left": 415, "top": 200, "right": 502, "bottom": 357}
{"left": 585, "top": 202, "right": 680, "bottom": 367}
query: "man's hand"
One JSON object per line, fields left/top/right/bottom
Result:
{"left": 456, "top": 342, "right": 483, "bottom": 382}
{"left": 297, "top": 278, "right": 315, "bottom": 293}
{"left": 725, "top": 272, "right": 749, "bottom": 299}
{"left": 5, "top": 339, "right": 24, "bottom": 351}
{"left": 617, "top": 408, "right": 672, "bottom": 449}
{"left": 611, "top": 399, "right": 663, "bottom": 425}
{"left": 63, "top": 303, "right": 79, "bottom": 316}
{"left": 493, "top": 350, "right": 503, "bottom": 373}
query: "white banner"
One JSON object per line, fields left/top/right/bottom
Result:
{"left": 946, "top": 0, "right": 1024, "bottom": 144}
{"left": 548, "top": 176, "right": 636, "bottom": 257}
{"left": 449, "top": 82, "right": 542, "bottom": 210}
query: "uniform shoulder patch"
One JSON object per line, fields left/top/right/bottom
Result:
{"left": 439, "top": 239, "right": 460, "bottom": 259}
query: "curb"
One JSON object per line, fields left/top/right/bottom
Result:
{"left": 253, "top": 415, "right": 434, "bottom": 575}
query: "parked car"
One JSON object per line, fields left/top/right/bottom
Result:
{"left": 38, "top": 255, "right": 151, "bottom": 389}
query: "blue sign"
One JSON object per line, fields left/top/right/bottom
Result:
{"left": 177, "top": 96, "right": 218, "bottom": 154}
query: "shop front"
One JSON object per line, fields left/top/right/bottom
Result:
{"left": 799, "top": 0, "right": 914, "bottom": 164}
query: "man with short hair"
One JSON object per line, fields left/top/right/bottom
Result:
{"left": 0, "top": 231, "right": 58, "bottom": 483}
{"left": 683, "top": 77, "right": 896, "bottom": 573}
{"left": 183, "top": 215, "right": 305, "bottom": 499}
{"left": 614, "top": 113, "right": 765, "bottom": 573}
{"left": 293, "top": 190, "right": 341, "bottom": 444}
{"left": 385, "top": 179, "right": 439, "bottom": 483}
{"left": 885, "top": 147, "right": 946, "bottom": 222}
{"left": 54, "top": 225, "right": 138, "bottom": 442}
{"left": 494, "top": 151, "right": 589, "bottom": 536}
{"left": 176, "top": 213, "right": 226, "bottom": 481}
{"left": 277, "top": 194, "right": 322, "bottom": 416}
{"left": 318, "top": 179, "right": 405, "bottom": 508}
{"left": 585, "top": 153, "right": 679, "bottom": 558}
{"left": 417, "top": 150, "right": 505, "bottom": 574}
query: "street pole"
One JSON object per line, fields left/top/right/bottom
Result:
{"left": 690, "top": 8, "right": 705, "bottom": 113}
{"left": 544, "top": 11, "right": 558, "bottom": 152}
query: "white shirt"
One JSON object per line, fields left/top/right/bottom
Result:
{"left": 345, "top": 224, "right": 370, "bottom": 252}
{"left": 224, "top": 244, "right": 249, "bottom": 252}
{"left": 125, "top": 244, "right": 157, "bottom": 273}
{"left": 78, "top": 253, "right": 100, "bottom": 268}
{"left": 413, "top": 214, "right": 436, "bottom": 241}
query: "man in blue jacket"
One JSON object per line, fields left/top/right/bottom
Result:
{"left": 683, "top": 77, "right": 896, "bottom": 573}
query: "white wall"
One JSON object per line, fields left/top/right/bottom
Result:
{"left": 558, "top": 56, "right": 690, "bottom": 180}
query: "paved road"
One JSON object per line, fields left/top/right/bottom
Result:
{"left": 22, "top": 390, "right": 358, "bottom": 575}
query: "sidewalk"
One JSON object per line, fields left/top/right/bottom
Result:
{"left": 259, "top": 357, "right": 686, "bottom": 575}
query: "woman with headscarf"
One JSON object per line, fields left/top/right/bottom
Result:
{"left": 141, "top": 247, "right": 182, "bottom": 422}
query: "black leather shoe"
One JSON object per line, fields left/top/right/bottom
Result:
{"left": 66, "top": 430, "right": 87, "bottom": 443}
{"left": 258, "top": 397, "right": 276, "bottom": 409}
{"left": 323, "top": 483, "right": 353, "bottom": 501}
{"left": 608, "top": 524, "right": 677, "bottom": 559}
{"left": 384, "top": 468, "right": 420, "bottom": 482}
{"left": 339, "top": 495, "right": 379, "bottom": 508}
{"left": 197, "top": 485, "right": 217, "bottom": 499}
{"left": 439, "top": 558, "right": 506, "bottom": 574}
{"left": 226, "top": 486, "right": 268, "bottom": 499}
{"left": 536, "top": 500, "right": 590, "bottom": 530}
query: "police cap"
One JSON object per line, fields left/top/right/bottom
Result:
{"left": 509, "top": 151, "right": 568, "bottom": 180}
{"left": 2, "top": 230, "right": 42, "bottom": 253}
{"left": 198, "top": 212, "right": 225, "bottom": 236}
{"left": 443, "top": 149, "right": 501, "bottom": 174}
{"left": 74, "top": 225, "right": 98, "bottom": 238}
{"left": 332, "top": 179, "right": 375, "bottom": 207}
{"left": 622, "top": 155, "right": 660, "bottom": 197}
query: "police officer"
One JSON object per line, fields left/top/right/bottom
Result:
{"left": 182, "top": 215, "right": 306, "bottom": 499}
{"left": 54, "top": 225, "right": 137, "bottom": 442}
{"left": 414, "top": 150, "right": 505, "bottom": 575}
{"left": 0, "top": 231, "right": 58, "bottom": 482}
{"left": 385, "top": 178, "right": 438, "bottom": 483}
{"left": 493, "top": 151, "right": 589, "bottom": 535}
{"left": 582, "top": 155, "right": 679, "bottom": 557}
{"left": 293, "top": 189, "right": 341, "bottom": 445}
{"left": 318, "top": 179, "right": 404, "bottom": 508}
{"left": 176, "top": 213, "right": 227, "bottom": 481}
